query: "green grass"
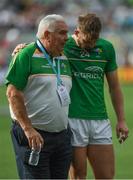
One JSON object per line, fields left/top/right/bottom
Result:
{"left": 108, "top": 84, "right": 133, "bottom": 179}
{"left": 0, "top": 84, "right": 133, "bottom": 179}
{"left": 0, "top": 86, "right": 18, "bottom": 179}
{"left": 0, "top": 116, "right": 18, "bottom": 179}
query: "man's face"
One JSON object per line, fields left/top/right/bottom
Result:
{"left": 48, "top": 21, "right": 68, "bottom": 56}
{"left": 76, "top": 29, "right": 97, "bottom": 50}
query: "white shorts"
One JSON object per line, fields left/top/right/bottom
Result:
{"left": 69, "top": 118, "right": 112, "bottom": 146}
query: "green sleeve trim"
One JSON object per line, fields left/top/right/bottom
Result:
{"left": 5, "top": 79, "right": 25, "bottom": 90}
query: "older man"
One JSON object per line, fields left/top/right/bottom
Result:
{"left": 5, "top": 14, "right": 72, "bottom": 179}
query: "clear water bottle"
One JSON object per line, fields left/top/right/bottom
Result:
{"left": 28, "top": 146, "right": 41, "bottom": 166}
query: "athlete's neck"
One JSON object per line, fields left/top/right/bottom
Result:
{"left": 72, "top": 34, "right": 80, "bottom": 47}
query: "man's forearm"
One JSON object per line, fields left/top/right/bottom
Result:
{"left": 7, "top": 84, "right": 44, "bottom": 149}
{"left": 7, "top": 85, "right": 32, "bottom": 130}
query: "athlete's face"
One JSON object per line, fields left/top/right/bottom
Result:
{"left": 48, "top": 21, "right": 68, "bottom": 56}
{"left": 75, "top": 28, "right": 97, "bottom": 50}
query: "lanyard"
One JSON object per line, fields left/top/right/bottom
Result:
{"left": 36, "top": 39, "right": 62, "bottom": 85}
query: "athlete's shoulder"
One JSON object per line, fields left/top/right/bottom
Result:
{"left": 97, "top": 38, "right": 114, "bottom": 48}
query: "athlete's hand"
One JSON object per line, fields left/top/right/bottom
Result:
{"left": 116, "top": 121, "right": 129, "bottom": 144}
{"left": 12, "top": 43, "right": 27, "bottom": 56}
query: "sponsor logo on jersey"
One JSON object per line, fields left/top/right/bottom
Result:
{"left": 85, "top": 66, "right": 103, "bottom": 73}
{"left": 41, "top": 65, "right": 51, "bottom": 68}
{"left": 73, "top": 66, "right": 103, "bottom": 79}
{"left": 93, "top": 48, "right": 103, "bottom": 57}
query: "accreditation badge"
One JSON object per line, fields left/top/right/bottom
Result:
{"left": 57, "top": 84, "right": 71, "bottom": 106}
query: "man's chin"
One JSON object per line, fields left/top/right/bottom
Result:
{"left": 54, "top": 50, "right": 63, "bottom": 57}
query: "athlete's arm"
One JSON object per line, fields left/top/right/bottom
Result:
{"left": 12, "top": 43, "right": 27, "bottom": 56}
{"left": 106, "top": 70, "right": 129, "bottom": 143}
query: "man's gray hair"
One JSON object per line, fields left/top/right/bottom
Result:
{"left": 36, "top": 14, "right": 65, "bottom": 38}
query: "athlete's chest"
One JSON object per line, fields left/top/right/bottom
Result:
{"left": 68, "top": 46, "right": 107, "bottom": 71}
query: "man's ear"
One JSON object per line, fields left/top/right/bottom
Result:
{"left": 43, "top": 30, "right": 50, "bottom": 40}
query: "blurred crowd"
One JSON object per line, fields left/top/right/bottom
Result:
{"left": 0, "top": 0, "right": 133, "bottom": 84}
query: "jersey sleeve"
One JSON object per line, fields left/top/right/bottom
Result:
{"left": 5, "top": 49, "right": 30, "bottom": 90}
{"left": 105, "top": 42, "right": 118, "bottom": 72}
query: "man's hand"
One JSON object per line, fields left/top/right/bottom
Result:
{"left": 12, "top": 43, "right": 27, "bottom": 56}
{"left": 24, "top": 126, "right": 44, "bottom": 149}
{"left": 116, "top": 121, "right": 129, "bottom": 144}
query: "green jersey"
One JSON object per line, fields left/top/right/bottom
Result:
{"left": 64, "top": 36, "right": 117, "bottom": 120}
{"left": 5, "top": 42, "right": 72, "bottom": 132}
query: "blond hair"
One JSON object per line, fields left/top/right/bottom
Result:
{"left": 78, "top": 13, "right": 102, "bottom": 40}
